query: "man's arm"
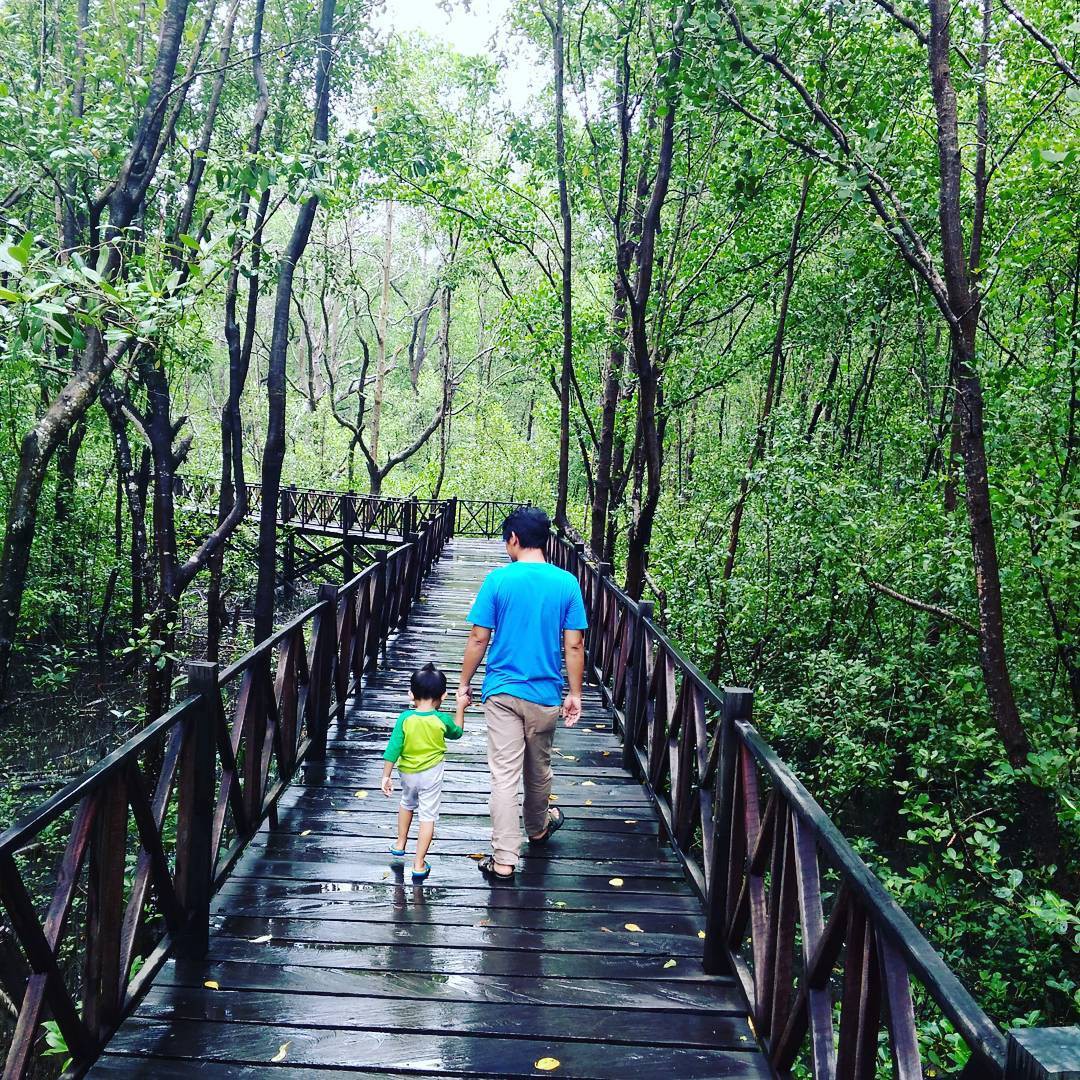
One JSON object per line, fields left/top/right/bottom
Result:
{"left": 562, "top": 629, "right": 585, "bottom": 727}
{"left": 458, "top": 625, "right": 491, "bottom": 707}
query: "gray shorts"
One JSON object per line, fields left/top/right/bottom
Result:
{"left": 399, "top": 762, "right": 444, "bottom": 822}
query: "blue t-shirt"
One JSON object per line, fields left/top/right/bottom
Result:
{"left": 467, "top": 561, "right": 588, "bottom": 707}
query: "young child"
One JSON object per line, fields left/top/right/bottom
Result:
{"left": 381, "top": 662, "right": 466, "bottom": 882}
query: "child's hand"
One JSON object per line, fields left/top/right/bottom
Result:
{"left": 381, "top": 775, "right": 394, "bottom": 797}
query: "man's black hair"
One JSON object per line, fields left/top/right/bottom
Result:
{"left": 411, "top": 662, "right": 447, "bottom": 700}
{"left": 502, "top": 506, "right": 551, "bottom": 549}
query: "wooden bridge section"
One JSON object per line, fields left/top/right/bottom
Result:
{"left": 87, "top": 539, "right": 768, "bottom": 1078}
{"left": 1, "top": 492, "right": 1071, "bottom": 1079}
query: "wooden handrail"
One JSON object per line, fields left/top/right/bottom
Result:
{"left": 177, "top": 477, "right": 518, "bottom": 540}
{"left": 0, "top": 505, "right": 455, "bottom": 1078}
{"left": 547, "top": 529, "right": 1010, "bottom": 1079}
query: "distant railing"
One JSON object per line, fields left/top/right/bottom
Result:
{"left": 0, "top": 503, "right": 454, "bottom": 1078}
{"left": 548, "top": 532, "right": 1017, "bottom": 1080}
{"left": 176, "top": 478, "right": 521, "bottom": 541}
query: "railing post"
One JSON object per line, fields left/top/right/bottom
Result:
{"left": 590, "top": 562, "right": 613, "bottom": 694}
{"left": 82, "top": 780, "right": 127, "bottom": 1042}
{"left": 309, "top": 585, "right": 338, "bottom": 762}
{"left": 703, "top": 686, "right": 753, "bottom": 975}
{"left": 175, "top": 661, "right": 218, "bottom": 960}
{"left": 1006, "top": 1028, "right": 1080, "bottom": 1079}
{"left": 623, "top": 600, "right": 653, "bottom": 774}
{"left": 573, "top": 544, "right": 589, "bottom": 681}
{"left": 342, "top": 492, "right": 356, "bottom": 580}
{"left": 281, "top": 483, "right": 296, "bottom": 523}
{"left": 368, "top": 551, "right": 388, "bottom": 671}
{"left": 283, "top": 530, "right": 296, "bottom": 603}
{"left": 401, "top": 532, "right": 419, "bottom": 628}
{"left": 403, "top": 496, "right": 418, "bottom": 537}
{"left": 449, "top": 496, "right": 458, "bottom": 539}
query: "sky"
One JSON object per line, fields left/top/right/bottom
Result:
{"left": 372, "top": 0, "right": 543, "bottom": 112}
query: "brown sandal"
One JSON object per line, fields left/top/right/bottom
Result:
{"left": 528, "top": 805, "right": 565, "bottom": 845}
{"left": 477, "top": 856, "right": 514, "bottom": 880}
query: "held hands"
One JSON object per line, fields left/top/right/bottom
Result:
{"left": 457, "top": 683, "right": 473, "bottom": 708}
{"left": 562, "top": 692, "right": 582, "bottom": 727}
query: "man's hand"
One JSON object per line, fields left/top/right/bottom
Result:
{"left": 562, "top": 692, "right": 582, "bottom": 727}
{"left": 457, "top": 684, "right": 473, "bottom": 708}
{"left": 381, "top": 775, "right": 394, "bottom": 797}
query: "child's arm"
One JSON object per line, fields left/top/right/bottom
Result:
{"left": 381, "top": 712, "right": 407, "bottom": 795}
{"left": 442, "top": 697, "right": 467, "bottom": 740}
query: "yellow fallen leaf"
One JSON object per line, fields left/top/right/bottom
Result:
{"left": 300, "top": 829, "right": 311, "bottom": 837}
{"left": 271, "top": 1041, "right": 290, "bottom": 1062}
{"left": 354, "top": 790, "right": 368, "bottom": 799}
{"left": 203, "top": 980, "right": 220, "bottom": 990}
{"left": 663, "top": 959, "right": 677, "bottom": 969}
{"left": 249, "top": 934, "right": 272, "bottom": 944}
{"left": 608, "top": 877, "right": 624, "bottom": 887}
{"left": 535, "top": 1058, "right": 561, "bottom": 1072}
{"left": 563, "top": 755, "right": 577, "bottom": 761}
{"left": 467, "top": 853, "right": 485, "bottom": 860}
{"left": 593, "top": 725, "right": 605, "bottom": 730}
{"left": 548, "top": 794, "right": 559, "bottom": 802}
{"left": 581, "top": 780, "right": 596, "bottom": 786}
{"left": 553, "top": 900, "right": 567, "bottom": 908}
{"left": 584, "top": 799, "right": 593, "bottom": 806}
{"left": 698, "top": 930, "right": 706, "bottom": 939}
{"left": 625, "top": 923, "right": 643, "bottom": 933}
{"left": 602, "top": 751, "right": 611, "bottom": 757}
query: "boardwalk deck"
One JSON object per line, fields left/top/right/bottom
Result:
{"left": 88, "top": 539, "right": 767, "bottom": 1079}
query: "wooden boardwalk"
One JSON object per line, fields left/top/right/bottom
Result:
{"left": 88, "top": 539, "right": 766, "bottom": 1078}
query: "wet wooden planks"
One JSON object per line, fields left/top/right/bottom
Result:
{"left": 89, "top": 538, "right": 767, "bottom": 1079}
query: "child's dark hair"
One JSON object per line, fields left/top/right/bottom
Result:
{"left": 411, "top": 662, "right": 447, "bottom": 701}
{"left": 502, "top": 506, "right": 551, "bottom": 549}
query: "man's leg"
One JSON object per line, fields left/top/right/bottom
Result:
{"left": 485, "top": 694, "right": 526, "bottom": 870}
{"left": 522, "top": 701, "right": 560, "bottom": 839}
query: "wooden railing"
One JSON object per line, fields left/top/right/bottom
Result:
{"left": 0, "top": 504, "right": 454, "bottom": 1078}
{"left": 175, "top": 477, "right": 420, "bottom": 539}
{"left": 548, "top": 532, "right": 1016, "bottom": 1080}
{"left": 177, "top": 478, "right": 520, "bottom": 541}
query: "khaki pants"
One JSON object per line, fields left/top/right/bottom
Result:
{"left": 485, "top": 693, "right": 560, "bottom": 867}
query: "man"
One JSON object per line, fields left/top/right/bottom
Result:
{"left": 457, "top": 507, "right": 587, "bottom": 880}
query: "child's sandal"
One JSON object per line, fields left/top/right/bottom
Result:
{"left": 389, "top": 846, "right": 407, "bottom": 861}
{"left": 412, "top": 861, "right": 431, "bottom": 882}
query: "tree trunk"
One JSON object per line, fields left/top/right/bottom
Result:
{"left": 591, "top": 247, "right": 629, "bottom": 556}
{"left": 621, "top": 7, "right": 689, "bottom": 599}
{"left": 253, "top": 0, "right": 337, "bottom": 641}
{"left": 928, "top": 0, "right": 1058, "bottom": 855}
{"left": 0, "top": 0, "right": 192, "bottom": 693}
{"left": 545, "top": 0, "right": 574, "bottom": 529}
{"left": 368, "top": 199, "right": 394, "bottom": 469}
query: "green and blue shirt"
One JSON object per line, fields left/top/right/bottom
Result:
{"left": 382, "top": 709, "right": 463, "bottom": 774}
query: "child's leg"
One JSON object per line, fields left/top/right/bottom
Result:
{"left": 414, "top": 820, "right": 435, "bottom": 872}
{"left": 395, "top": 807, "right": 413, "bottom": 851}
{"left": 413, "top": 763, "right": 443, "bottom": 872}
